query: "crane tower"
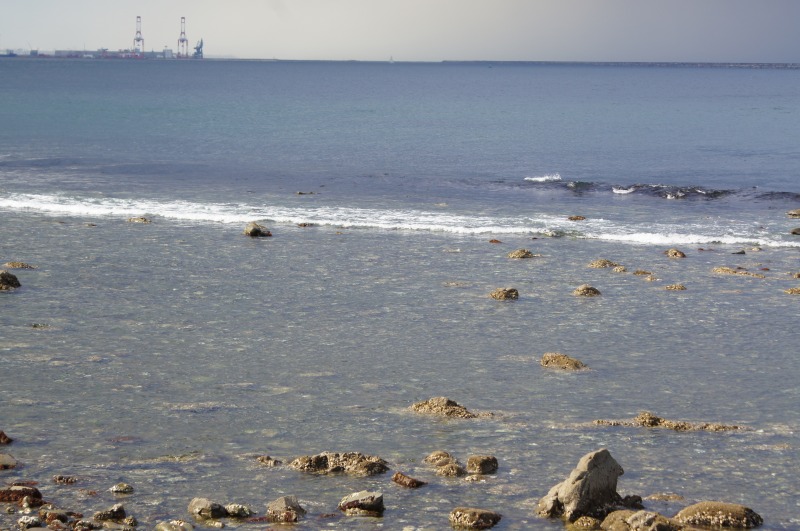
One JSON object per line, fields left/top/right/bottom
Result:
{"left": 177, "top": 17, "right": 189, "bottom": 58}
{"left": 133, "top": 16, "right": 144, "bottom": 55}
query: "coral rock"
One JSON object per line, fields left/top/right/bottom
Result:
{"left": 449, "top": 507, "right": 502, "bottom": 529}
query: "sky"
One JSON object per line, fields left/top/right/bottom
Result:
{"left": 2, "top": 0, "right": 799, "bottom": 63}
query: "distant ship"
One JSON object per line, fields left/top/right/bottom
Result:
{"left": 0, "top": 50, "right": 18, "bottom": 58}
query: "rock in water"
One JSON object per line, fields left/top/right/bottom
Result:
{"left": 489, "top": 287, "right": 519, "bottom": 300}
{"left": 266, "top": 495, "right": 306, "bottom": 522}
{"left": 507, "top": 249, "right": 534, "bottom": 259}
{"left": 288, "top": 451, "right": 389, "bottom": 476}
{"left": 243, "top": 222, "right": 272, "bottom": 237}
{"left": 675, "top": 501, "right": 763, "bottom": 528}
{"left": 0, "top": 430, "right": 12, "bottom": 444}
{"left": 338, "top": 490, "right": 384, "bottom": 517}
{"left": 392, "top": 471, "right": 427, "bottom": 488}
{"left": 664, "top": 248, "right": 686, "bottom": 258}
{"left": 466, "top": 455, "right": 498, "bottom": 474}
{"left": 540, "top": 352, "right": 588, "bottom": 371}
{"left": 787, "top": 208, "right": 800, "bottom": 218}
{"left": 411, "top": 397, "right": 477, "bottom": 418}
{"left": 536, "top": 448, "right": 625, "bottom": 521}
{"left": 187, "top": 497, "right": 226, "bottom": 519}
{"left": 0, "top": 271, "right": 21, "bottom": 290}
{"left": 572, "top": 284, "right": 601, "bottom": 297}
{"left": 449, "top": 507, "right": 502, "bottom": 529}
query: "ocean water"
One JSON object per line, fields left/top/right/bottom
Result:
{"left": 1, "top": 59, "right": 799, "bottom": 529}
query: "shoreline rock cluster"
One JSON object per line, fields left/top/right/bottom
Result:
{"left": 594, "top": 411, "right": 746, "bottom": 432}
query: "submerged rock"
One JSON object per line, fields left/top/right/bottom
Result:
{"left": 632, "top": 270, "right": 652, "bottom": 276}
{"left": 540, "top": 352, "right": 588, "bottom": 371}
{"left": 289, "top": 451, "right": 389, "bottom": 476}
{"left": 93, "top": 503, "right": 126, "bottom": 521}
{"left": 243, "top": 221, "right": 272, "bottom": 237}
{"left": 449, "top": 507, "right": 502, "bottom": 529}
{"left": 411, "top": 397, "right": 478, "bottom": 419}
{"left": 785, "top": 287, "right": 800, "bottom": 295}
{"left": 127, "top": 216, "right": 151, "bottom": 223}
{"left": 110, "top": 483, "right": 134, "bottom": 493}
{"left": 0, "top": 453, "right": 18, "bottom": 469}
{"left": 573, "top": 284, "right": 601, "bottom": 297}
{"left": 588, "top": 259, "right": 619, "bottom": 268}
{"left": 489, "top": 287, "right": 519, "bottom": 300}
{"left": 711, "top": 267, "right": 766, "bottom": 278}
{"left": 256, "top": 455, "right": 282, "bottom": 467}
{"left": 787, "top": 208, "right": 800, "bottom": 218}
{"left": 791, "top": 228, "right": 800, "bottom": 235}
{"left": 2, "top": 262, "right": 35, "bottom": 269}
{"left": 266, "top": 495, "right": 306, "bottom": 522}
{"left": 154, "top": 520, "right": 193, "bottom": 531}
{"left": 674, "top": 501, "right": 763, "bottom": 528}
{"left": 0, "top": 270, "right": 21, "bottom": 290}
{"left": 424, "top": 450, "right": 467, "bottom": 477}
{"left": 536, "top": 448, "right": 627, "bottom": 522}
{"left": 338, "top": 490, "right": 384, "bottom": 517}
{"left": 0, "top": 430, "right": 12, "bottom": 444}
{"left": 0, "top": 485, "right": 41, "bottom": 502}
{"left": 568, "top": 215, "right": 586, "bottom": 221}
{"left": 594, "top": 411, "right": 745, "bottom": 432}
{"left": 665, "top": 283, "right": 686, "bottom": 291}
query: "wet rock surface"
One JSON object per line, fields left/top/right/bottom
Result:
{"left": 540, "top": 352, "right": 588, "bottom": 371}
{"left": 187, "top": 497, "right": 226, "bottom": 519}
{"left": 466, "top": 455, "right": 498, "bottom": 475}
{"left": 506, "top": 249, "right": 534, "bottom": 259}
{"left": 391, "top": 471, "right": 427, "bottom": 488}
{"left": 588, "top": 259, "right": 619, "bottom": 268}
{"left": 2, "top": 262, "right": 36, "bottom": 269}
{"left": 664, "top": 283, "right": 686, "bottom": 290}
{"left": 0, "top": 431, "right": 12, "bottom": 444}
{"left": 787, "top": 208, "right": 800, "bottom": 218}
{"left": 664, "top": 248, "right": 686, "bottom": 258}
{"left": 126, "top": 217, "right": 151, "bottom": 223}
{"left": 711, "top": 266, "right": 766, "bottom": 278}
{"left": 288, "top": 451, "right": 389, "bottom": 476}
{"left": 449, "top": 507, "right": 502, "bottom": 529}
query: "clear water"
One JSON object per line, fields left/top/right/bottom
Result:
{"left": 1, "top": 59, "right": 799, "bottom": 529}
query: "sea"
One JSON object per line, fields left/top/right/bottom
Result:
{"left": 1, "top": 58, "right": 799, "bottom": 530}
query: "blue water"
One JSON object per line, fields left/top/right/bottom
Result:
{"left": 1, "top": 59, "right": 799, "bottom": 529}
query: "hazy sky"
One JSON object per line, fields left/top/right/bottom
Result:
{"left": 2, "top": 0, "right": 799, "bottom": 62}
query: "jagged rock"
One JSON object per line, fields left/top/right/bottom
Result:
{"left": 224, "top": 503, "right": 252, "bottom": 518}
{"left": 266, "top": 495, "right": 306, "bottom": 522}
{"left": 540, "top": 352, "right": 588, "bottom": 371}
{"left": 392, "top": 471, "right": 427, "bottom": 488}
{"left": 39, "top": 507, "right": 72, "bottom": 525}
{"left": 288, "top": 451, "right": 389, "bottom": 476}
{"left": 787, "top": 208, "right": 800, "bottom": 218}
{"left": 466, "top": 455, "right": 498, "bottom": 475}
{"left": 154, "top": 520, "right": 194, "bottom": 531}
{"left": 588, "top": 259, "right": 618, "bottom": 268}
{"left": 594, "top": 411, "right": 744, "bottom": 432}
{"left": 664, "top": 248, "right": 686, "bottom": 258}
{"left": 665, "top": 284, "right": 686, "bottom": 291}
{"left": 127, "top": 217, "right": 151, "bottom": 223}
{"left": 187, "top": 498, "right": 226, "bottom": 519}
{"left": 674, "top": 501, "right": 763, "bottom": 528}
{"left": 256, "top": 455, "right": 282, "bottom": 467}
{"left": 785, "top": 287, "right": 800, "bottom": 295}
{"left": 489, "top": 287, "right": 519, "bottom": 300}
{"left": 0, "top": 485, "right": 41, "bottom": 502}
{"left": 507, "top": 249, "right": 534, "bottom": 259}
{"left": 243, "top": 222, "right": 271, "bottom": 237}
{"left": 74, "top": 519, "right": 103, "bottom": 530}
{"left": 573, "top": 284, "right": 601, "bottom": 297}
{"left": 436, "top": 462, "right": 467, "bottom": 477}
{"left": 536, "top": 448, "right": 626, "bottom": 522}
{"left": 711, "top": 267, "right": 765, "bottom": 278}
{"left": 109, "top": 483, "right": 133, "bottom": 493}
{"left": 337, "top": 490, "right": 384, "bottom": 517}
{"left": 93, "top": 504, "right": 126, "bottom": 521}
{"left": 411, "top": 397, "right": 477, "bottom": 419}
{"left": 568, "top": 215, "right": 586, "bottom": 221}
{"left": 0, "top": 271, "right": 21, "bottom": 290}
{"left": 53, "top": 475, "right": 78, "bottom": 484}
{"left": 613, "top": 265, "right": 627, "bottom": 273}
{"left": 449, "top": 507, "right": 502, "bottom": 529}
{"left": 2, "top": 262, "right": 35, "bottom": 269}
{"left": 0, "top": 430, "right": 12, "bottom": 444}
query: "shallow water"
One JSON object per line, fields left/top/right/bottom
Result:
{"left": 2, "top": 59, "right": 799, "bottom": 529}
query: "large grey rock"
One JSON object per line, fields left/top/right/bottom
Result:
{"left": 0, "top": 453, "right": 18, "bottom": 469}
{"left": 266, "top": 495, "right": 306, "bottom": 522}
{"left": 243, "top": 222, "right": 272, "bottom": 237}
{"left": 536, "top": 448, "right": 625, "bottom": 521}
{"left": 674, "top": 501, "right": 763, "bottom": 528}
